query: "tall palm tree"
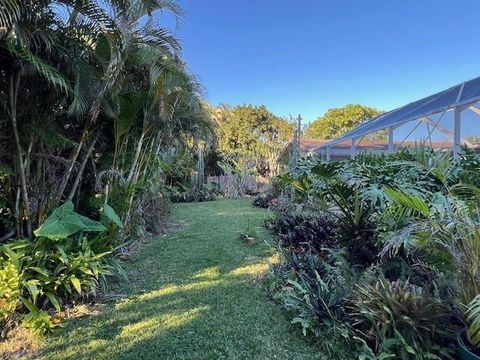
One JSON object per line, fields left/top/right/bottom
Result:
{"left": 0, "top": 0, "right": 199, "bottom": 239}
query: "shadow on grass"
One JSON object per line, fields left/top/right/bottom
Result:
{"left": 42, "top": 260, "right": 282, "bottom": 359}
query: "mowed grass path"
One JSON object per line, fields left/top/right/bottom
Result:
{"left": 40, "top": 199, "right": 324, "bottom": 360}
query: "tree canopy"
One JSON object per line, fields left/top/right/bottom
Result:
{"left": 305, "top": 104, "right": 381, "bottom": 140}
{"left": 214, "top": 105, "right": 293, "bottom": 176}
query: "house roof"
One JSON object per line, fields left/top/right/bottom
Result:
{"left": 278, "top": 138, "right": 328, "bottom": 162}
{"left": 298, "top": 138, "right": 329, "bottom": 152}
{"left": 315, "top": 139, "right": 453, "bottom": 151}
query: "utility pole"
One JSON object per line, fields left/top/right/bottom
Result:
{"left": 290, "top": 114, "right": 302, "bottom": 168}
{"left": 296, "top": 114, "right": 302, "bottom": 153}
{"left": 286, "top": 115, "right": 302, "bottom": 202}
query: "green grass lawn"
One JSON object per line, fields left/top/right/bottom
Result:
{"left": 39, "top": 199, "right": 326, "bottom": 360}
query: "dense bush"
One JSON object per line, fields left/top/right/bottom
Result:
{"left": 280, "top": 250, "right": 352, "bottom": 337}
{"left": 266, "top": 212, "right": 336, "bottom": 254}
{"left": 353, "top": 278, "right": 455, "bottom": 359}
{"left": 0, "top": 0, "right": 217, "bottom": 339}
{"left": 267, "top": 147, "right": 480, "bottom": 358}
{"left": 0, "top": 0, "right": 215, "bottom": 243}
{"left": 170, "top": 183, "right": 219, "bottom": 203}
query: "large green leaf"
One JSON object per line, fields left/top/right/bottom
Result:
{"left": 116, "top": 92, "right": 148, "bottom": 139}
{"left": 467, "top": 295, "right": 480, "bottom": 347}
{"left": 70, "top": 275, "right": 82, "bottom": 295}
{"left": 34, "top": 201, "right": 106, "bottom": 240}
{"left": 101, "top": 203, "right": 123, "bottom": 228}
{"left": 45, "top": 292, "right": 61, "bottom": 313}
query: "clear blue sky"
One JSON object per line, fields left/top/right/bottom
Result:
{"left": 164, "top": 0, "right": 480, "bottom": 124}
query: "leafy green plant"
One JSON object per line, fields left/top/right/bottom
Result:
{"left": 279, "top": 249, "right": 353, "bottom": 338}
{"left": 268, "top": 147, "right": 480, "bottom": 357}
{"left": 252, "top": 193, "right": 275, "bottom": 208}
{"left": 0, "top": 201, "right": 125, "bottom": 335}
{"left": 0, "top": 258, "right": 20, "bottom": 323}
{"left": 466, "top": 296, "right": 480, "bottom": 347}
{"left": 21, "top": 299, "right": 56, "bottom": 335}
{"left": 282, "top": 160, "right": 379, "bottom": 268}
{"left": 170, "top": 183, "right": 218, "bottom": 203}
{"left": 34, "top": 201, "right": 107, "bottom": 240}
{"left": 380, "top": 185, "right": 480, "bottom": 352}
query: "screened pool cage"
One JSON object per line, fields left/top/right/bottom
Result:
{"left": 313, "top": 76, "right": 480, "bottom": 160}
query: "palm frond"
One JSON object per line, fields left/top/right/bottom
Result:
{"left": 384, "top": 187, "right": 431, "bottom": 218}
{"left": 6, "top": 43, "right": 71, "bottom": 93}
{"left": 58, "top": 0, "right": 115, "bottom": 30}
{"left": 31, "top": 124, "right": 77, "bottom": 150}
{"left": 466, "top": 295, "right": 480, "bottom": 347}
{"left": 0, "top": 0, "right": 22, "bottom": 29}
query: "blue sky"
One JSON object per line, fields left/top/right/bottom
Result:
{"left": 163, "top": 0, "right": 480, "bottom": 124}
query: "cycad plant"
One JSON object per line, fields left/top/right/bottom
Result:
{"left": 284, "top": 159, "right": 380, "bottom": 268}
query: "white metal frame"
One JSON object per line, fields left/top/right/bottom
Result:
{"left": 312, "top": 79, "right": 480, "bottom": 160}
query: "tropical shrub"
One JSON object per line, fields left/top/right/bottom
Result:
{"left": 0, "top": 202, "right": 125, "bottom": 334}
{"left": 0, "top": 0, "right": 214, "bottom": 242}
{"left": 2, "top": 237, "right": 121, "bottom": 313}
{"left": 382, "top": 185, "right": 480, "bottom": 352}
{"left": 252, "top": 193, "right": 275, "bottom": 208}
{"left": 280, "top": 251, "right": 352, "bottom": 335}
{"left": 0, "top": 258, "right": 20, "bottom": 325}
{"left": 266, "top": 211, "right": 336, "bottom": 254}
{"left": 170, "top": 183, "right": 219, "bottom": 203}
{"left": 281, "top": 160, "right": 381, "bottom": 268}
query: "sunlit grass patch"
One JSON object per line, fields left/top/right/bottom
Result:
{"left": 228, "top": 254, "right": 277, "bottom": 277}
{"left": 118, "top": 306, "right": 210, "bottom": 340}
{"left": 193, "top": 266, "right": 222, "bottom": 279}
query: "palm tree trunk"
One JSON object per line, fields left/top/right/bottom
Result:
{"left": 14, "top": 186, "right": 21, "bottom": 238}
{"left": 9, "top": 70, "right": 32, "bottom": 237}
{"left": 66, "top": 132, "right": 100, "bottom": 202}
{"left": 54, "top": 131, "right": 87, "bottom": 205}
{"left": 126, "top": 126, "right": 146, "bottom": 184}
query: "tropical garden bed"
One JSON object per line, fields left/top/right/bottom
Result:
{"left": 262, "top": 147, "right": 480, "bottom": 359}
{"left": 0, "top": 0, "right": 291, "bottom": 352}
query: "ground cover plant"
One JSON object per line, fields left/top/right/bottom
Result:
{"left": 267, "top": 147, "right": 480, "bottom": 359}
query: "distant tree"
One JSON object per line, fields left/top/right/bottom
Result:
{"left": 305, "top": 104, "right": 382, "bottom": 139}
{"left": 216, "top": 105, "right": 293, "bottom": 176}
{"left": 465, "top": 136, "right": 480, "bottom": 143}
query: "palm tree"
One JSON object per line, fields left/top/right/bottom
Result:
{"left": 0, "top": 0, "right": 208, "bottom": 240}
